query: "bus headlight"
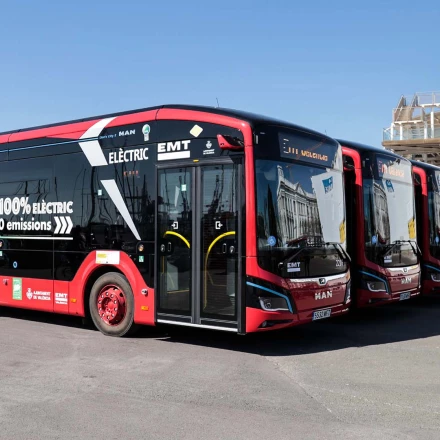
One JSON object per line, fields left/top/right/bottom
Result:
{"left": 360, "top": 272, "right": 388, "bottom": 293}
{"left": 422, "top": 267, "right": 440, "bottom": 282}
{"left": 259, "top": 297, "right": 290, "bottom": 312}
{"left": 246, "top": 277, "right": 295, "bottom": 313}
{"left": 431, "top": 273, "right": 440, "bottom": 282}
{"left": 366, "top": 281, "right": 387, "bottom": 292}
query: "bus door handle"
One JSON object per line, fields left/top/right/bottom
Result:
{"left": 222, "top": 243, "right": 227, "bottom": 254}
{"left": 167, "top": 242, "right": 172, "bottom": 253}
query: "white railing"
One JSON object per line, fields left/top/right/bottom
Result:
{"left": 383, "top": 124, "right": 440, "bottom": 141}
{"left": 384, "top": 92, "right": 440, "bottom": 141}
{"left": 415, "top": 92, "right": 440, "bottom": 107}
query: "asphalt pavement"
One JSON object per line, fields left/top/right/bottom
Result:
{"left": 1, "top": 296, "right": 440, "bottom": 440}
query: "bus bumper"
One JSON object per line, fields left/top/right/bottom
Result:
{"left": 245, "top": 303, "right": 349, "bottom": 333}
{"left": 356, "top": 287, "right": 420, "bottom": 308}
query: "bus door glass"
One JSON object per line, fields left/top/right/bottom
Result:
{"left": 200, "top": 164, "right": 238, "bottom": 319}
{"left": 157, "top": 167, "right": 193, "bottom": 315}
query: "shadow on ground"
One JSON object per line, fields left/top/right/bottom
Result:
{"left": 158, "top": 296, "right": 440, "bottom": 357}
{"left": 2, "top": 296, "right": 440, "bottom": 357}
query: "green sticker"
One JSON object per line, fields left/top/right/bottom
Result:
{"left": 138, "top": 256, "right": 145, "bottom": 263}
{"left": 12, "top": 278, "right": 22, "bottom": 300}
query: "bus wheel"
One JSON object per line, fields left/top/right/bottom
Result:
{"left": 89, "top": 272, "right": 136, "bottom": 337}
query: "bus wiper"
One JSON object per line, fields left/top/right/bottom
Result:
{"left": 406, "top": 240, "right": 422, "bottom": 258}
{"left": 380, "top": 240, "right": 420, "bottom": 258}
{"left": 326, "top": 242, "right": 351, "bottom": 262}
{"left": 278, "top": 246, "right": 307, "bottom": 270}
{"left": 278, "top": 240, "right": 349, "bottom": 271}
{"left": 379, "top": 240, "right": 401, "bottom": 257}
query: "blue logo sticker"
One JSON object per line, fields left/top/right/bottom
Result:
{"left": 372, "top": 235, "right": 378, "bottom": 245}
{"left": 322, "top": 176, "right": 333, "bottom": 193}
{"left": 13, "top": 261, "right": 18, "bottom": 269}
{"left": 267, "top": 236, "right": 277, "bottom": 246}
{"left": 436, "top": 236, "right": 439, "bottom": 244}
{"left": 385, "top": 179, "right": 394, "bottom": 192}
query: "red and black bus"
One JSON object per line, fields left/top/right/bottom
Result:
{"left": 412, "top": 160, "right": 440, "bottom": 295}
{"left": 339, "top": 140, "right": 421, "bottom": 307}
{"left": 0, "top": 105, "right": 350, "bottom": 336}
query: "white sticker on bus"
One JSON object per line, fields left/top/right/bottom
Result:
{"left": 189, "top": 125, "right": 203, "bottom": 137}
{"left": 287, "top": 262, "right": 301, "bottom": 273}
{"left": 55, "top": 293, "right": 68, "bottom": 305}
{"left": 157, "top": 140, "right": 191, "bottom": 161}
{"left": 96, "top": 251, "right": 120, "bottom": 265}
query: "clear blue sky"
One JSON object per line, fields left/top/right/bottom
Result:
{"left": 1, "top": 0, "right": 439, "bottom": 146}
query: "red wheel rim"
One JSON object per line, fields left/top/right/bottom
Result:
{"left": 96, "top": 284, "right": 127, "bottom": 326}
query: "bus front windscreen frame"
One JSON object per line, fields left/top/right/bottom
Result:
{"left": 253, "top": 126, "right": 348, "bottom": 279}
{"left": 362, "top": 153, "right": 418, "bottom": 267}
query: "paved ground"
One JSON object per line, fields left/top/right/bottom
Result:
{"left": 1, "top": 297, "right": 440, "bottom": 440}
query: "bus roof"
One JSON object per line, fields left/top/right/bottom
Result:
{"left": 410, "top": 159, "right": 440, "bottom": 172}
{"left": 0, "top": 104, "right": 333, "bottom": 144}
{"left": 337, "top": 139, "right": 407, "bottom": 161}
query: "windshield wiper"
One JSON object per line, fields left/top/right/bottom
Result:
{"left": 407, "top": 240, "right": 422, "bottom": 258}
{"left": 380, "top": 240, "right": 420, "bottom": 258}
{"left": 278, "top": 247, "right": 307, "bottom": 270}
{"left": 278, "top": 240, "right": 350, "bottom": 271}
{"left": 326, "top": 242, "right": 351, "bottom": 262}
{"left": 379, "top": 241, "right": 400, "bottom": 257}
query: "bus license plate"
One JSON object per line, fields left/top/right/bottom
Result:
{"left": 400, "top": 292, "right": 411, "bottom": 301}
{"left": 312, "top": 309, "right": 331, "bottom": 321}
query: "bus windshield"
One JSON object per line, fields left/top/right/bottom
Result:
{"left": 363, "top": 154, "right": 418, "bottom": 267}
{"left": 428, "top": 169, "right": 440, "bottom": 259}
{"left": 255, "top": 160, "right": 348, "bottom": 278}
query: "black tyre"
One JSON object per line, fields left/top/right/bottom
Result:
{"left": 89, "top": 272, "right": 136, "bottom": 337}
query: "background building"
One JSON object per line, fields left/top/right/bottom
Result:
{"left": 382, "top": 92, "right": 440, "bottom": 165}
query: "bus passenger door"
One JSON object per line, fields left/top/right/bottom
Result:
{"left": 156, "top": 160, "right": 241, "bottom": 331}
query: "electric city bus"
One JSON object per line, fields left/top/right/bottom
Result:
{"left": 338, "top": 140, "right": 420, "bottom": 307}
{"left": 412, "top": 160, "right": 440, "bottom": 295}
{"left": 0, "top": 106, "right": 350, "bottom": 336}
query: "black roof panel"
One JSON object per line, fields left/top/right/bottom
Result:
{"left": 337, "top": 139, "right": 408, "bottom": 161}
{"left": 410, "top": 160, "right": 440, "bottom": 171}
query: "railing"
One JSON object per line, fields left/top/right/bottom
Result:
{"left": 384, "top": 92, "right": 440, "bottom": 141}
{"left": 415, "top": 92, "right": 440, "bottom": 107}
{"left": 391, "top": 93, "right": 440, "bottom": 123}
{"left": 383, "top": 124, "right": 440, "bottom": 141}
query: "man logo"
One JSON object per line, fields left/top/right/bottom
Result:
{"left": 401, "top": 276, "right": 412, "bottom": 284}
{"left": 318, "top": 278, "right": 326, "bottom": 286}
{"left": 315, "top": 291, "right": 332, "bottom": 300}
{"left": 403, "top": 267, "right": 408, "bottom": 273}
{"left": 119, "top": 129, "right": 135, "bottom": 137}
